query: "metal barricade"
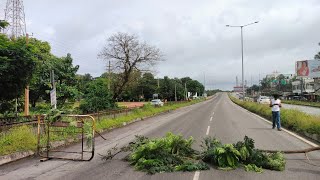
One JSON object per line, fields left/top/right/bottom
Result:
{"left": 37, "top": 115, "right": 95, "bottom": 161}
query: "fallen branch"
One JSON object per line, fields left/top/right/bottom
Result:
{"left": 259, "top": 146, "right": 320, "bottom": 154}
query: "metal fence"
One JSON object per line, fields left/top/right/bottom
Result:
{"left": 0, "top": 100, "right": 194, "bottom": 131}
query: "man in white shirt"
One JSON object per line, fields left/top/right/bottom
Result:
{"left": 269, "top": 94, "right": 282, "bottom": 131}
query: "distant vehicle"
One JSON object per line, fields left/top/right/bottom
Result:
{"left": 292, "top": 96, "right": 307, "bottom": 101}
{"left": 257, "top": 96, "right": 270, "bottom": 104}
{"left": 151, "top": 99, "right": 164, "bottom": 107}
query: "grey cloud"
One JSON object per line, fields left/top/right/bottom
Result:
{"left": 10, "top": 0, "right": 320, "bottom": 90}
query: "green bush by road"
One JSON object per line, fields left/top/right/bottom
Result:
{"left": 282, "top": 100, "right": 320, "bottom": 108}
{"left": 229, "top": 95, "right": 320, "bottom": 136}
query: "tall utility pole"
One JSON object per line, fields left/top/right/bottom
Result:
{"left": 174, "top": 84, "right": 177, "bottom": 101}
{"left": 184, "top": 83, "right": 187, "bottom": 100}
{"left": 259, "top": 74, "right": 261, "bottom": 95}
{"left": 24, "top": 33, "right": 29, "bottom": 115}
{"left": 203, "top": 72, "right": 206, "bottom": 96}
{"left": 226, "top": 21, "right": 259, "bottom": 99}
{"left": 4, "top": 0, "right": 27, "bottom": 38}
{"left": 50, "top": 70, "right": 57, "bottom": 109}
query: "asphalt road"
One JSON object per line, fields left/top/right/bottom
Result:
{"left": 282, "top": 103, "right": 320, "bottom": 116}
{"left": 1, "top": 93, "right": 320, "bottom": 180}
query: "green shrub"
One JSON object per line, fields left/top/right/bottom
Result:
{"left": 0, "top": 125, "right": 37, "bottom": 156}
{"left": 80, "top": 78, "right": 115, "bottom": 113}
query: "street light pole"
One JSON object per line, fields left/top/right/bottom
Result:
{"left": 241, "top": 26, "right": 244, "bottom": 99}
{"left": 226, "top": 21, "right": 258, "bottom": 100}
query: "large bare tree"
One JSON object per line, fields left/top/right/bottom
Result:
{"left": 99, "top": 32, "right": 162, "bottom": 100}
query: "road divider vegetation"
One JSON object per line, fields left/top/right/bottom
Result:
{"left": 229, "top": 95, "right": 320, "bottom": 140}
{"left": 282, "top": 100, "right": 320, "bottom": 108}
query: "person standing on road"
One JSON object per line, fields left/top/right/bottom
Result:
{"left": 270, "top": 94, "right": 282, "bottom": 131}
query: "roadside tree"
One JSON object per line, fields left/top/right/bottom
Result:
{"left": 98, "top": 32, "right": 162, "bottom": 100}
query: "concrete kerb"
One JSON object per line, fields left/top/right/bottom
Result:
{"left": 0, "top": 151, "right": 35, "bottom": 166}
{"left": 229, "top": 98, "right": 319, "bottom": 147}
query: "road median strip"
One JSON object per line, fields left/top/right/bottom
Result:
{"left": 282, "top": 100, "right": 320, "bottom": 108}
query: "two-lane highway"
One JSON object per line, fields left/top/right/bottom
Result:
{"left": 1, "top": 93, "right": 320, "bottom": 180}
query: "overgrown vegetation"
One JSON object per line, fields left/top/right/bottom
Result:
{"left": 0, "top": 125, "right": 37, "bottom": 156}
{"left": 229, "top": 95, "right": 320, "bottom": 136}
{"left": 103, "top": 133, "right": 286, "bottom": 174}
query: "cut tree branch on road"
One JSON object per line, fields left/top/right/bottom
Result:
{"left": 98, "top": 32, "right": 163, "bottom": 100}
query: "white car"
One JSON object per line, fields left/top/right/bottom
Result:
{"left": 257, "top": 96, "right": 271, "bottom": 104}
{"left": 151, "top": 99, "right": 164, "bottom": 107}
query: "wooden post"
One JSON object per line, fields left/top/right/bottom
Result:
{"left": 24, "top": 86, "right": 29, "bottom": 116}
{"left": 24, "top": 33, "right": 30, "bottom": 116}
{"left": 37, "top": 115, "right": 41, "bottom": 155}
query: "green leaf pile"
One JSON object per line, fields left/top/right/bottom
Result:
{"left": 201, "top": 136, "right": 286, "bottom": 171}
{"left": 108, "top": 133, "right": 286, "bottom": 174}
{"left": 127, "top": 133, "right": 209, "bottom": 174}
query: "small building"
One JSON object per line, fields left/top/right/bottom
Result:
{"left": 292, "top": 78, "right": 315, "bottom": 97}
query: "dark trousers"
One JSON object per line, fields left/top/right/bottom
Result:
{"left": 272, "top": 111, "right": 281, "bottom": 129}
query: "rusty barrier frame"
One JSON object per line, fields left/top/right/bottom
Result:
{"left": 37, "top": 115, "right": 95, "bottom": 161}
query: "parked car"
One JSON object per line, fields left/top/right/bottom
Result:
{"left": 257, "top": 96, "right": 271, "bottom": 104}
{"left": 151, "top": 99, "right": 164, "bottom": 107}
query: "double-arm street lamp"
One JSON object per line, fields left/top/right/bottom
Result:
{"left": 226, "top": 21, "right": 258, "bottom": 99}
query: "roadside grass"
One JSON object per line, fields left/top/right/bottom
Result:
{"left": 0, "top": 99, "right": 205, "bottom": 157}
{"left": 229, "top": 95, "right": 320, "bottom": 136}
{"left": 0, "top": 126, "right": 37, "bottom": 156}
{"left": 282, "top": 100, "right": 320, "bottom": 108}
{"left": 95, "top": 100, "right": 204, "bottom": 132}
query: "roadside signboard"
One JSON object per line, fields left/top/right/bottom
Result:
{"left": 50, "top": 88, "right": 57, "bottom": 106}
{"left": 296, "top": 60, "right": 320, "bottom": 77}
{"left": 233, "top": 86, "right": 247, "bottom": 93}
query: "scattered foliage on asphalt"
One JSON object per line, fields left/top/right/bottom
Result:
{"left": 201, "top": 136, "right": 286, "bottom": 172}
{"left": 126, "top": 133, "right": 209, "bottom": 174}
{"left": 102, "top": 133, "right": 286, "bottom": 174}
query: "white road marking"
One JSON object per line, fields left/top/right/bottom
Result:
{"left": 212, "top": 112, "right": 215, "bottom": 116}
{"left": 210, "top": 117, "right": 213, "bottom": 122}
{"left": 232, "top": 100, "right": 318, "bottom": 147}
{"left": 193, "top": 171, "right": 200, "bottom": 180}
{"left": 206, "top": 126, "right": 210, "bottom": 136}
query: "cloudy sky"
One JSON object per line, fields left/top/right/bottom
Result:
{"left": 1, "top": 0, "right": 320, "bottom": 90}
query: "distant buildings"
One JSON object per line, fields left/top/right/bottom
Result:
{"left": 292, "top": 78, "right": 315, "bottom": 95}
